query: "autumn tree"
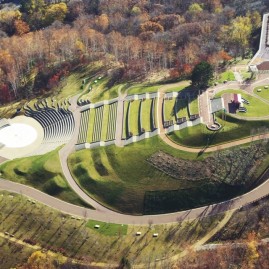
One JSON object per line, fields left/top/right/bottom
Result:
{"left": 14, "top": 19, "right": 30, "bottom": 36}
{"left": 44, "top": 3, "right": 68, "bottom": 25}
{"left": 221, "top": 16, "right": 252, "bottom": 58}
{"left": 191, "top": 61, "right": 214, "bottom": 88}
{"left": 140, "top": 21, "right": 164, "bottom": 33}
{"left": 0, "top": 8, "right": 21, "bottom": 35}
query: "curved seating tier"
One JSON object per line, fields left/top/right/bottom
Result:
{"left": 24, "top": 99, "right": 75, "bottom": 155}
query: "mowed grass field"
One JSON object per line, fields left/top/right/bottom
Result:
{"left": 254, "top": 85, "right": 269, "bottom": 101}
{"left": 175, "top": 98, "right": 188, "bottom": 119}
{"left": 188, "top": 97, "right": 199, "bottom": 115}
{"left": 0, "top": 191, "right": 224, "bottom": 268}
{"left": 129, "top": 100, "right": 141, "bottom": 136}
{"left": 216, "top": 70, "right": 235, "bottom": 83}
{"left": 164, "top": 98, "right": 176, "bottom": 122}
{"left": 215, "top": 89, "right": 269, "bottom": 117}
{"left": 0, "top": 148, "right": 91, "bottom": 208}
{"left": 141, "top": 99, "right": 153, "bottom": 132}
{"left": 68, "top": 136, "right": 248, "bottom": 214}
{"left": 168, "top": 114, "right": 269, "bottom": 148}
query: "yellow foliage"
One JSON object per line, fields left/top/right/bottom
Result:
{"left": 45, "top": 3, "right": 68, "bottom": 24}
{"left": 0, "top": 10, "right": 21, "bottom": 24}
{"left": 76, "top": 40, "right": 85, "bottom": 52}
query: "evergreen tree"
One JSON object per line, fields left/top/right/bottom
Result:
{"left": 191, "top": 61, "right": 214, "bottom": 88}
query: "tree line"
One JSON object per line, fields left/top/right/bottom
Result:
{"left": 0, "top": 0, "right": 263, "bottom": 103}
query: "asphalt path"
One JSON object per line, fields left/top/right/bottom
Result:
{"left": 1, "top": 78, "right": 269, "bottom": 225}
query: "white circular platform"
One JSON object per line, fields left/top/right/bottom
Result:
{"left": 0, "top": 123, "right": 38, "bottom": 148}
{"left": 0, "top": 116, "right": 44, "bottom": 160}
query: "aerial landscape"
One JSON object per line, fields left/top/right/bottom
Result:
{"left": 2, "top": 0, "right": 269, "bottom": 268}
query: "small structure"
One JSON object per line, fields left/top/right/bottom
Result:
{"left": 211, "top": 98, "right": 224, "bottom": 113}
{"left": 153, "top": 233, "right": 158, "bottom": 237}
{"left": 233, "top": 94, "right": 242, "bottom": 104}
{"left": 136, "top": 232, "right": 142, "bottom": 236}
{"left": 94, "top": 225, "right": 100, "bottom": 229}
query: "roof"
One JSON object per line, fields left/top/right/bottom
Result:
{"left": 257, "top": 61, "right": 269, "bottom": 71}
{"left": 211, "top": 98, "right": 224, "bottom": 113}
{"left": 234, "top": 94, "right": 242, "bottom": 103}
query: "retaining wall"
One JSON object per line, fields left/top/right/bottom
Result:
{"left": 165, "top": 117, "right": 203, "bottom": 134}
{"left": 80, "top": 98, "right": 118, "bottom": 112}
{"left": 125, "top": 92, "right": 159, "bottom": 101}
{"left": 124, "top": 129, "right": 159, "bottom": 146}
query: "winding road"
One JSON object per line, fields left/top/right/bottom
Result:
{"left": 1, "top": 77, "right": 269, "bottom": 225}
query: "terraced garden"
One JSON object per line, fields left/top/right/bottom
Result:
{"left": 77, "top": 110, "right": 90, "bottom": 144}
{"left": 106, "top": 102, "right": 118, "bottom": 141}
{"left": 175, "top": 98, "right": 189, "bottom": 119}
{"left": 141, "top": 99, "right": 153, "bottom": 132}
{"left": 129, "top": 100, "right": 141, "bottom": 136}
{"left": 92, "top": 106, "right": 104, "bottom": 142}
{"left": 164, "top": 98, "right": 176, "bottom": 122}
{"left": 101, "top": 105, "right": 109, "bottom": 141}
{"left": 87, "top": 109, "right": 95, "bottom": 143}
{"left": 188, "top": 97, "right": 199, "bottom": 115}
{"left": 122, "top": 101, "right": 130, "bottom": 139}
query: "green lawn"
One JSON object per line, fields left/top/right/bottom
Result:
{"left": 87, "top": 109, "right": 95, "bottom": 143}
{"left": 101, "top": 105, "right": 109, "bottom": 141}
{"left": 254, "top": 85, "right": 269, "bottom": 101}
{"left": 0, "top": 190, "right": 224, "bottom": 267}
{"left": 216, "top": 70, "right": 235, "bottom": 83}
{"left": 141, "top": 99, "right": 153, "bottom": 132}
{"left": 86, "top": 220, "right": 128, "bottom": 236}
{"left": 175, "top": 99, "right": 188, "bottom": 119}
{"left": 56, "top": 61, "right": 104, "bottom": 100}
{"left": 167, "top": 81, "right": 191, "bottom": 92}
{"left": 188, "top": 97, "right": 199, "bottom": 115}
{"left": 127, "top": 84, "right": 161, "bottom": 95}
{"left": 68, "top": 136, "right": 205, "bottom": 214}
{"left": 168, "top": 114, "right": 269, "bottom": 147}
{"left": 215, "top": 89, "right": 269, "bottom": 117}
{"left": 67, "top": 134, "right": 267, "bottom": 214}
{"left": 0, "top": 148, "right": 92, "bottom": 208}
{"left": 164, "top": 98, "right": 176, "bottom": 122}
{"left": 129, "top": 100, "right": 141, "bottom": 136}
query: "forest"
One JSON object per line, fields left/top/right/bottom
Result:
{"left": 0, "top": 0, "right": 265, "bottom": 103}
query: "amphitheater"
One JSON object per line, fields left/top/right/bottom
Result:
{"left": 0, "top": 86, "right": 203, "bottom": 160}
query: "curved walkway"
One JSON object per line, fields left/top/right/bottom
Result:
{"left": 0, "top": 170, "right": 269, "bottom": 225}
{"left": 2, "top": 78, "right": 269, "bottom": 226}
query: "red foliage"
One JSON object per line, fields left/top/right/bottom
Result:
{"left": 182, "top": 64, "right": 193, "bottom": 75}
{"left": 219, "top": 50, "right": 232, "bottom": 61}
{"left": 0, "top": 84, "right": 11, "bottom": 103}
{"left": 169, "top": 68, "right": 180, "bottom": 79}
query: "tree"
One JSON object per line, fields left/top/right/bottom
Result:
{"left": 140, "top": 21, "right": 164, "bottom": 33}
{"left": 191, "top": 61, "right": 213, "bottom": 88}
{"left": 188, "top": 3, "right": 203, "bottom": 13}
{"left": 44, "top": 3, "right": 68, "bottom": 26}
{"left": 14, "top": 19, "right": 30, "bottom": 36}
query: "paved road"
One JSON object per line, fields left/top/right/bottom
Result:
{"left": 2, "top": 77, "right": 269, "bottom": 225}
{"left": 1, "top": 170, "right": 269, "bottom": 225}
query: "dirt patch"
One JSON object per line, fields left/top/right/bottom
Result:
{"left": 148, "top": 142, "right": 267, "bottom": 186}
{"left": 148, "top": 151, "right": 210, "bottom": 181}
